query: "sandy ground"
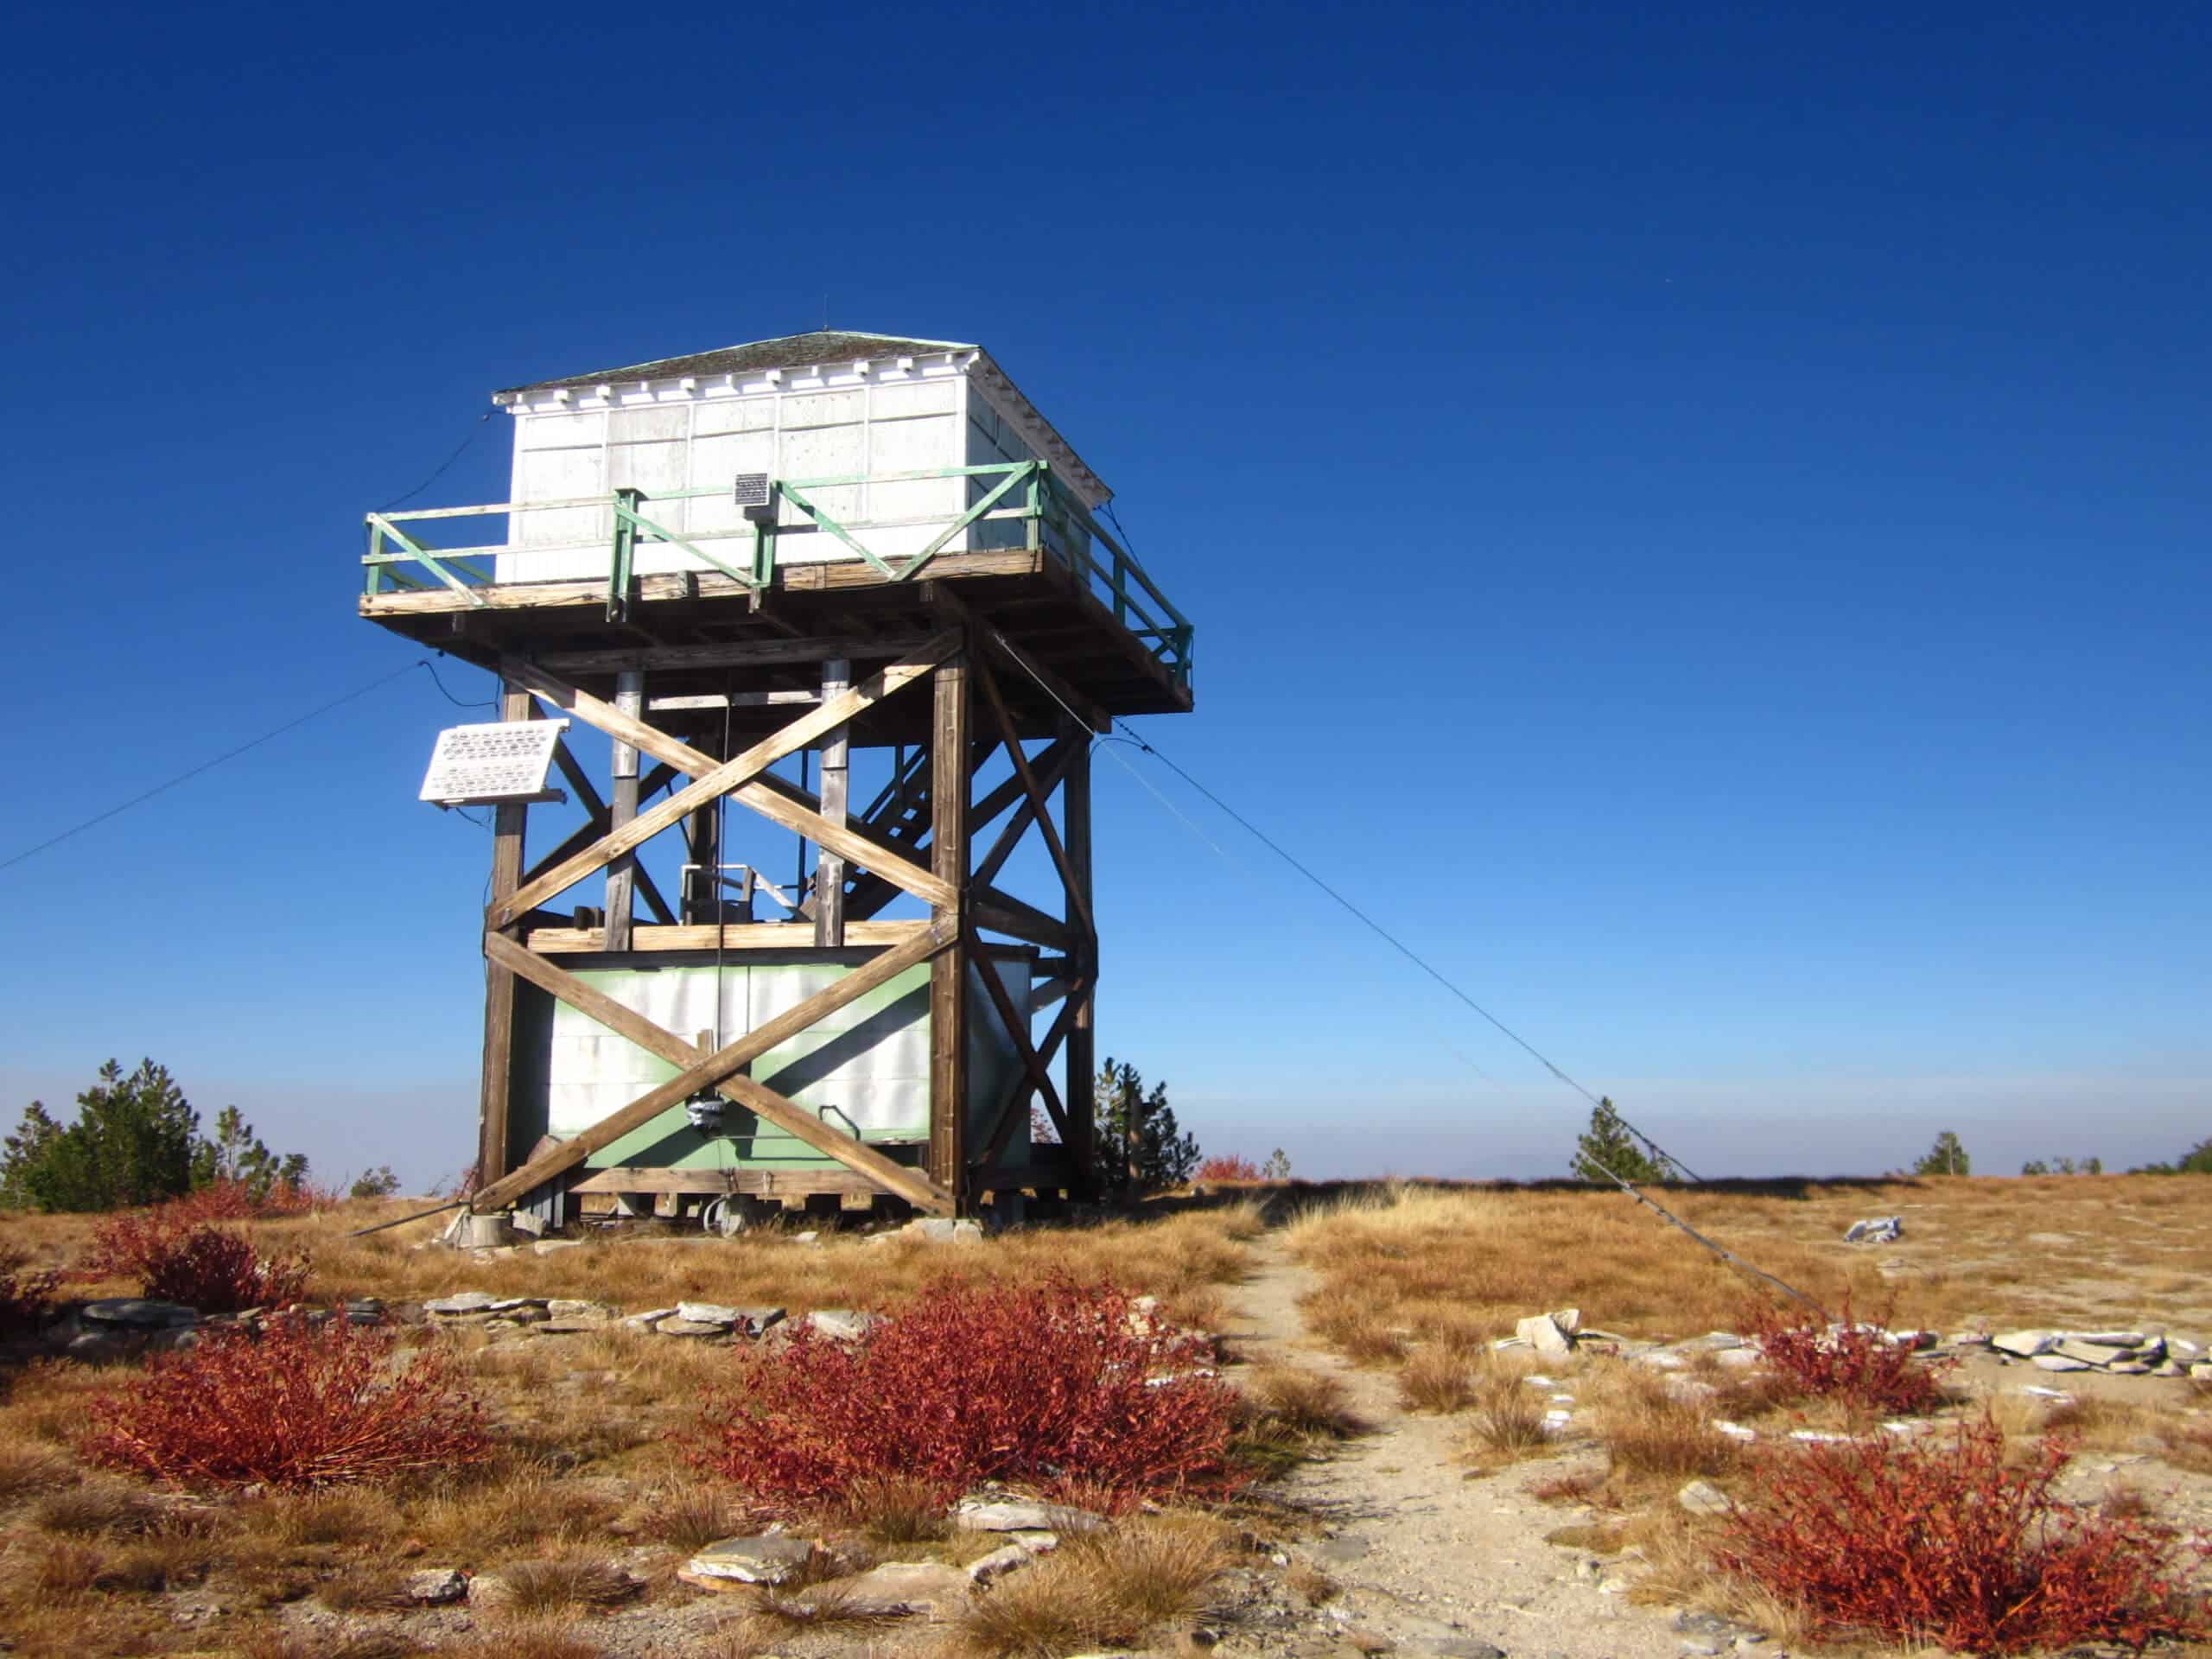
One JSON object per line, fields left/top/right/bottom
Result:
{"left": 1223, "top": 1236, "right": 1705, "bottom": 1659}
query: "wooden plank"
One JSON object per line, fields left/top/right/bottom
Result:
{"left": 571, "top": 1166, "right": 892, "bottom": 1196}
{"left": 972, "top": 885, "right": 1071, "bottom": 950}
{"left": 928, "top": 644, "right": 969, "bottom": 1198}
{"left": 973, "top": 652, "right": 1098, "bottom": 942}
{"left": 1064, "top": 733, "right": 1096, "bottom": 1196}
{"left": 815, "top": 658, "right": 849, "bottom": 948}
{"left": 520, "top": 812, "right": 609, "bottom": 890}
{"left": 972, "top": 735, "right": 1082, "bottom": 891}
{"left": 976, "top": 622, "right": 1111, "bottom": 734}
{"left": 525, "top": 919, "right": 928, "bottom": 953}
{"left": 474, "top": 928, "right": 950, "bottom": 1213}
{"left": 477, "top": 680, "right": 533, "bottom": 1185}
{"left": 604, "top": 670, "right": 643, "bottom": 952}
{"left": 977, "top": 973, "right": 1084, "bottom": 1169}
{"left": 538, "top": 633, "right": 935, "bottom": 673}
{"left": 491, "top": 634, "right": 957, "bottom": 925}
{"left": 970, "top": 922, "right": 1071, "bottom": 1147}
{"left": 360, "top": 551, "right": 1041, "bottom": 617}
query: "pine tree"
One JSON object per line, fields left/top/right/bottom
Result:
{"left": 1262, "top": 1147, "right": 1293, "bottom": 1180}
{"left": 1095, "top": 1057, "right": 1198, "bottom": 1194}
{"left": 1569, "top": 1096, "right": 1670, "bottom": 1185}
{"left": 5, "top": 1059, "right": 201, "bottom": 1211}
{"left": 1913, "top": 1130, "right": 1972, "bottom": 1177}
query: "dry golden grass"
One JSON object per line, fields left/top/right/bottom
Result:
{"left": 834, "top": 1471, "right": 957, "bottom": 1543}
{"left": 1285, "top": 1175, "right": 2212, "bottom": 1371}
{"left": 1240, "top": 1363, "right": 1366, "bottom": 1440}
{"left": 0, "top": 1195, "right": 1261, "bottom": 1659}
{"left": 955, "top": 1511, "right": 1234, "bottom": 1659}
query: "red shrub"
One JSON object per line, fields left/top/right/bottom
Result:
{"left": 1744, "top": 1294, "right": 1952, "bottom": 1414}
{"left": 163, "top": 1178, "right": 327, "bottom": 1224}
{"left": 690, "top": 1276, "right": 1243, "bottom": 1512}
{"left": 86, "top": 1212, "right": 310, "bottom": 1313}
{"left": 82, "top": 1315, "right": 492, "bottom": 1488}
{"left": 1715, "top": 1417, "right": 2212, "bottom": 1653}
{"left": 1195, "top": 1154, "right": 1262, "bottom": 1182}
{"left": 0, "top": 1246, "right": 60, "bottom": 1338}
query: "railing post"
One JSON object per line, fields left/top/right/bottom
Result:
{"left": 608, "top": 487, "right": 641, "bottom": 622}
{"left": 1112, "top": 549, "right": 1128, "bottom": 626}
{"left": 365, "top": 520, "right": 384, "bottom": 595}
{"left": 1025, "top": 461, "right": 1041, "bottom": 556}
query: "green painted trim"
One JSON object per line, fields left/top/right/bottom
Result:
{"left": 618, "top": 503, "right": 762, "bottom": 591}
{"left": 364, "top": 514, "right": 489, "bottom": 608}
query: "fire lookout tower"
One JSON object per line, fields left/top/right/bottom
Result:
{"left": 359, "top": 333, "right": 1193, "bottom": 1224}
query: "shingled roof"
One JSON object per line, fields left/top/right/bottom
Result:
{"left": 494, "top": 331, "right": 979, "bottom": 397}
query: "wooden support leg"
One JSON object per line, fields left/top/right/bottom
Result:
{"left": 605, "top": 669, "right": 643, "bottom": 951}
{"left": 1064, "top": 730, "right": 1097, "bottom": 1197}
{"left": 815, "top": 658, "right": 849, "bottom": 947}
{"left": 928, "top": 641, "right": 970, "bottom": 1205}
{"left": 478, "top": 678, "right": 532, "bottom": 1186}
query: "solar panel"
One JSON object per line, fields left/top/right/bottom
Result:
{"left": 419, "top": 719, "right": 569, "bottom": 806}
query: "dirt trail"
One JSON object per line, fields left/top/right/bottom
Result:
{"left": 1223, "top": 1235, "right": 1715, "bottom": 1659}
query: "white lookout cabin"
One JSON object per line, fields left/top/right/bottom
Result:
{"left": 489, "top": 331, "right": 1108, "bottom": 583}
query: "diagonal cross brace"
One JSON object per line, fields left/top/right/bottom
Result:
{"left": 491, "top": 633, "right": 960, "bottom": 926}
{"left": 477, "top": 928, "right": 952, "bottom": 1214}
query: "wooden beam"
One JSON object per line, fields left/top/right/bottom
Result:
{"left": 604, "top": 670, "right": 643, "bottom": 952}
{"left": 524, "top": 919, "right": 927, "bottom": 953}
{"left": 570, "top": 1166, "right": 893, "bottom": 1196}
{"left": 969, "top": 923, "right": 1071, "bottom": 1147}
{"left": 977, "top": 972, "right": 1085, "bottom": 1169}
{"left": 478, "top": 680, "right": 533, "bottom": 1185}
{"left": 475, "top": 927, "right": 951, "bottom": 1213}
{"left": 1064, "top": 733, "right": 1096, "bottom": 1197}
{"left": 520, "top": 811, "right": 609, "bottom": 890}
{"left": 972, "top": 885, "right": 1071, "bottom": 950}
{"left": 492, "top": 633, "right": 958, "bottom": 925}
{"left": 972, "top": 735, "right": 1083, "bottom": 891}
{"left": 550, "top": 740, "right": 609, "bottom": 821}
{"left": 973, "top": 652, "right": 1098, "bottom": 942}
{"left": 977, "top": 625, "right": 1112, "bottom": 734}
{"left": 815, "top": 657, "right": 849, "bottom": 948}
{"left": 535, "top": 632, "right": 936, "bottom": 675}
{"left": 928, "top": 643, "right": 970, "bottom": 1199}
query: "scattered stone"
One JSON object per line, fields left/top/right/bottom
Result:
{"left": 1007, "top": 1529, "right": 1059, "bottom": 1553}
{"left": 407, "top": 1568, "right": 468, "bottom": 1605}
{"left": 546, "top": 1299, "right": 611, "bottom": 1319}
{"left": 1948, "top": 1331, "right": 1992, "bottom": 1348}
{"left": 625, "top": 1307, "right": 677, "bottom": 1330}
{"left": 532, "top": 1239, "right": 584, "bottom": 1255}
{"left": 2075, "top": 1331, "right": 2147, "bottom": 1348}
{"left": 953, "top": 1219, "right": 985, "bottom": 1245}
{"left": 967, "top": 1544, "right": 1035, "bottom": 1583}
{"left": 2055, "top": 1340, "right": 2134, "bottom": 1365}
{"left": 1844, "top": 1216, "right": 1904, "bottom": 1244}
{"left": 909, "top": 1218, "right": 959, "bottom": 1242}
{"left": 1713, "top": 1348, "right": 1764, "bottom": 1370}
{"left": 2033, "top": 1355, "right": 2091, "bottom": 1372}
{"left": 425, "top": 1291, "right": 502, "bottom": 1317}
{"left": 1990, "top": 1330, "right": 2060, "bottom": 1358}
{"left": 1515, "top": 1313, "right": 1575, "bottom": 1359}
{"left": 654, "top": 1319, "right": 728, "bottom": 1339}
{"left": 1313, "top": 1534, "right": 1371, "bottom": 1563}
{"left": 1789, "top": 1430, "right": 1855, "bottom": 1444}
{"left": 82, "top": 1299, "right": 199, "bottom": 1328}
{"left": 954, "top": 1497, "right": 1105, "bottom": 1534}
{"left": 683, "top": 1535, "right": 819, "bottom": 1586}
{"left": 2018, "top": 1385, "right": 2075, "bottom": 1402}
{"left": 536, "top": 1320, "right": 607, "bottom": 1336}
{"left": 828, "top": 1560, "right": 972, "bottom": 1618}
{"left": 2107, "top": 1362, "right": 2153, "bottom": 1376}
{"left": 1711, "top": 1420, "right": 1758, "bottom": 1441}
{"left": 803, "top": 1309, "right": 880, "bottom": 1342}
{"left": 1678, "top": 1479, "right": 1734, "bottom": 1516}
{"left": 676, "top": 1301, "right": 785, "bottom": 1336}
{"left": 793, "top": 1230, "right": 821, "bottom": 1245}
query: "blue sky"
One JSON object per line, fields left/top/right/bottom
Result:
{"left": 2, "top": 2, "right": 2205, "bottom": 1187}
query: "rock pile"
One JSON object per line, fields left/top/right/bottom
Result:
{"left": 1843, "top": 1216, "right": 1904, "bottom": 1243}
{"left": 1975, "top": 1328, "right": 2207, "bottom": 1378}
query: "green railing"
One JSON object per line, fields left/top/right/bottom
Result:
{"left": 363, "top": 461, "right": 1192, "bottom": 689}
